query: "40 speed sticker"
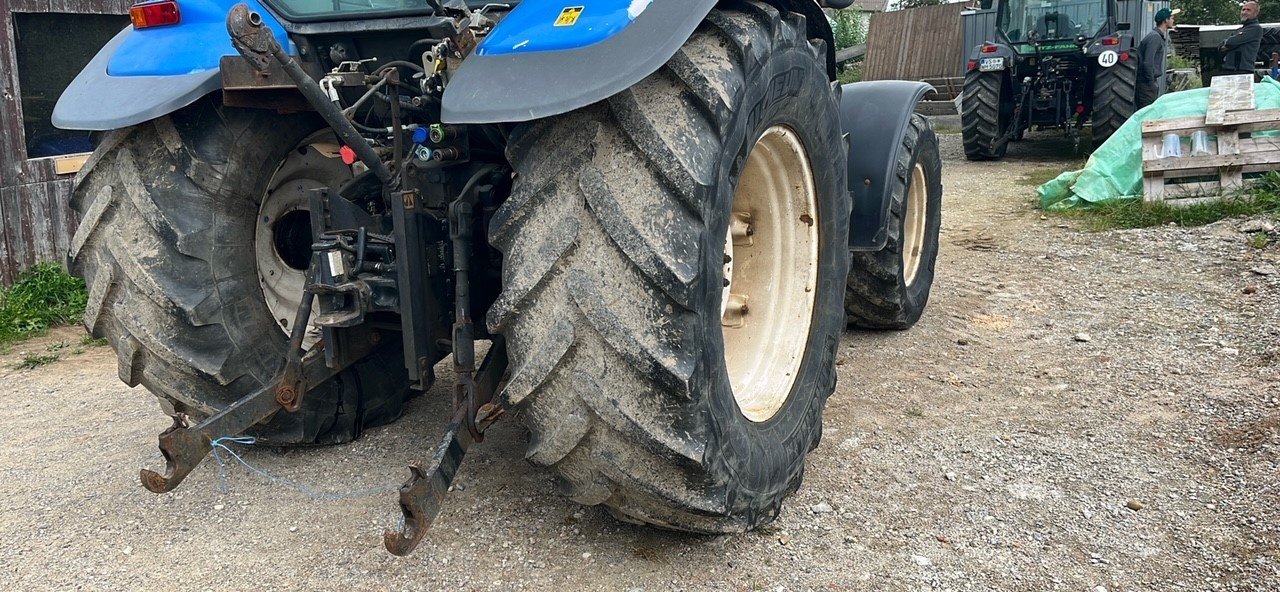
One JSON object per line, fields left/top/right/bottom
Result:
{"left": 1098, "top": 50, "right": 1118, "bottom": 68}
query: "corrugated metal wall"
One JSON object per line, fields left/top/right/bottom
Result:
{"left": 962, "top": 8, "right": 998, "bottom": 67}
{"left": 0, "top": 0, "right": 131, "bottom": 285}
{"left": 863, "top": 3, "right": 969, "bottom": 82}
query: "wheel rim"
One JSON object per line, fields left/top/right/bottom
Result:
{"left": 256, "top": 134, "right": 352, "bottom": 348}
{"left": 902, "top": 162, "right": 928, "bottom": 287}
{"left": 722, "top": 126, "right": 819, "bottom": 423}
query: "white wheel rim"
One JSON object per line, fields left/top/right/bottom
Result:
{"left": 902, "top": 163, "right": 928, "bottom": 287}
{"left": 255, "top": 135, "right": 351, "bottom": 348}
{"left": 722, "top": 126, "right": 819, "bottom": 423}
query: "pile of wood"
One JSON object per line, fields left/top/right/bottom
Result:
{"left": 1141, "top": 75, "right": 1280, "bottom": 204}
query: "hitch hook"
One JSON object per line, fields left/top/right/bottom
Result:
{"left": 383, "top": 339, "right": 507, "bottom": 556}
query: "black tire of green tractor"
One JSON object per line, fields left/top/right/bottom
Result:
{"left": 962, "top": 70, "right": 1008, "bottom": 160}
{"left": 69, "top": 99, "right": 412, "bottom": 445}
{"left": 1092, "top": 56, "right": 1137, "bottom": 147}
{"left": 491, "top": 1, "right": 849, "bottom": 532}
{"left": 845, "top": 114, "right": 943, "bottom": 330}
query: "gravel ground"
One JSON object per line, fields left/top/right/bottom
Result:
{"left": 1, "top": 129, "right": 1278, "bottom": 591}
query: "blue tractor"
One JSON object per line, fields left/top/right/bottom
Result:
{"left": 56, "top": 0, "right": 942, "bottom": 554}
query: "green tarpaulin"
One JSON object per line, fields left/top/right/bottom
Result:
{"left": 1037, "top": 77, "right": 1280, "bottom": 210}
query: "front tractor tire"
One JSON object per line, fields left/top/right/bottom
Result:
{"left": 961, "top": 69, "right": 1010, "bottom": 161}
{"left": 1091, "top": 55, "right": 1138, "bottom": 148}
{"left": 491, "top": 2, "right": 849, "bottom": 532}
{"left": 845, "top": 114, "right": 942, "bottom": 329}
{"left": 70, "top": 100, "right": 412, "bottom": 445}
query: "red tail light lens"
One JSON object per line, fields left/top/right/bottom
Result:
{"left": 981, "top": 44, "right": 998, "bottom": 53}
{"left": 1119, "top": 51, "right": 1129, "bottom": 61}
{"left": 967, "top": 59, "right": 978, "bottom": 71}
{"left": 130, "top": 1, "right": 181, "bottom": 29}
{"left": 1101, "top": 36, "right": 1120, "bottom": 46}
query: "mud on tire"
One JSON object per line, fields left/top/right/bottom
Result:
{"left": 491, "top": 1, "right": 849, "bottom": 531}
{"left": 845, "top": 114, "right": 942, "bottom": 330}
{"left": 70, "top": 99, "right": 411, "bottom": 445}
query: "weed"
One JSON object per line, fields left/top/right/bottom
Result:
{"left": 837, "top": 63, "right": 862, "bottom": 85}
{"left": 15, "top": 353, "right": 60, "bottom": 370}
{"left": 1051, "top": 174, "right": 1280, "bottom": 231}
{"left": 1248, "top": 232, "right": 1272, "bottom": 249}
{"left": 830, "top": 9, "right": 867, "bottom": 51}
{"left": 906, "top": 407, "right": 925, "bottom": 418}
{"left": 46, "top": 340, "right": 70, "bottom": 353}
{"left": 0, "top": 264, "right": 88, "bottom": 347}
{"left": 80, "top": 336, "right": 107, "bottom": 347}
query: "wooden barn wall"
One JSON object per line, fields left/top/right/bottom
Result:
{"left": 0, "top": 0, "right": 131, "bottom": 285}
{"left": 863, "top": 3, "right": 968, "bottom": 82}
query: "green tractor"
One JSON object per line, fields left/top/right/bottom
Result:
{"left": 960, "top": 0, "right": 1169, "bottom": 159}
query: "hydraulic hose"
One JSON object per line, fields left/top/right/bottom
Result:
{"left": 226, "top": 4, "right": 393, "bottom": 184}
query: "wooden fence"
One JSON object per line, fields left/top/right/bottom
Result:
{"left": 0, "top": 1, "right": 131, "bottom": 285}
{"left": 863, "top": 3, "right": 968, "bottom": 82}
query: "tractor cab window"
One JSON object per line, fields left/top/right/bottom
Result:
{"left": 998, "top": 0, "right": 1107, "bottom": 42}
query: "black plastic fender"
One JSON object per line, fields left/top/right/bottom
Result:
{"left": 839, "top": 80, "right": 935, "bottom": 250}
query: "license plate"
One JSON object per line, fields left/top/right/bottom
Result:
{"left": 979, "top": 57, "right": 1003, "bottom": 72}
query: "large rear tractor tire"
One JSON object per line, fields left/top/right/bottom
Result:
{"left": 845, "top": 114, "right": 942, "bottom": 329}
{"left": 961, "top": 69, "right": 1009, "bottom": 161}
{"left": 1091, "top": 54, "right": 1138, "bottom": 147}
{"left": 491, "top": 1, "right": 849, "bottom": 532}
{"left": 70, "top": 99, "right": 412, "bottom": 445}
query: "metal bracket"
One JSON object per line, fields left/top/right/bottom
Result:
{"left": 139, "top": 266, "right": 376, "bottom": 493}
{"left": 383, "top": 339, "right": 507, "bottom": 556}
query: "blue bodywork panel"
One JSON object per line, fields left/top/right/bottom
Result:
{"left": 54, "top": 0, "right": 292, "bottom": 129}
{"left": 478, "top": 0, "right": 641, "bottom": 56}
{"left": 444, "top": 0, "right": 717, "bottom": 123}
{"left": 109, "top": 0, "right": 291, "bottom": 76}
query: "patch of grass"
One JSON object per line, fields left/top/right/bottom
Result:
{"left": 1248, "top": 232, "right": 1272, "bottom": 249}
{"left": 1019, "top": 167, "right": 1069, "bottom": 188}
{"left": 1052, "top": 173, "right": 1280, "bottom": 231}
{"left": 15, "top": 353, "right": 60, "bottom": 370}
{"left": 0, "top": 264, "right": 87, "bottom": 347}
{"left": 80, "top": 335, "right": 107, "bottom": 347}
{"left": 905, "top": 407, "right": 925, "bottom": 418}
{"left": 837, "top": 63, "right": 862, "bottom": 85}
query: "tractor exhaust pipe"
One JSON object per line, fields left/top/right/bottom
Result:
{"left": 226, "top": 4, "right": 393, "bottom": 183}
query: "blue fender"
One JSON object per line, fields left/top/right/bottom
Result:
{"left": 442, "top": 0, "right": 718, "bottom": 123}
{"left": 839, "top": 80, "right": 934, "bottom": 251}
{"left": 53, "top": 0, "right": 290, "bottom": 131}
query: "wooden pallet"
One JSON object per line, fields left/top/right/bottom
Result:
{"left": 922, "top": 76, "right": 964, "bottom": 102}
{"left": 1141, "top": 75, "right": 1280, "bottom": 205}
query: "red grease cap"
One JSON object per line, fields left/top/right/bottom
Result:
{"left": 340, "top": 145, "right": 357, "bottom": 165}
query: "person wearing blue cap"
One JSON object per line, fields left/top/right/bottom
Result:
{"left": 1136, "top": 7, "right": 1179, "bottom": 109}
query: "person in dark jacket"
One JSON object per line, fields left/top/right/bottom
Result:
{"left": 1136, "top": 8, "right": 1178, "bottom": 109}
{"left": 1220, "top": 1, "right": 1264, "bottom": 79}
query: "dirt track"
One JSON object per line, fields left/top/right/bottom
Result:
{"left": 2, "top": 129, "right": 1278, "bottom": 591}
